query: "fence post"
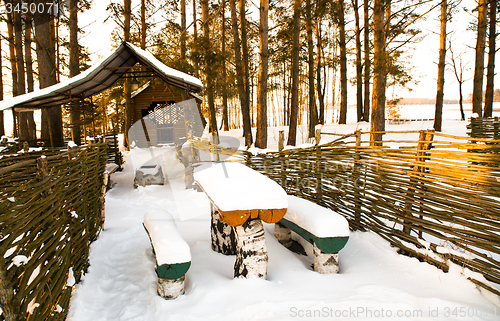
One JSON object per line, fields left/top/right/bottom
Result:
{"left": 0, "top": 267, "right": 16, "bottom": 321}
{"left": 352, "top": 130, "right": 362, "bottom": 230}
{"left": 402, "top": 130, "right": 434, "bottom": 236}
{"left": 315, "top": 129, "right": 321, "bottom": 146}
{"left": 278, "top": 130, "right": 285, "bottom": 151}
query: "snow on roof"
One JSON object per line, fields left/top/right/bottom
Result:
{"left": 120, "top": 81, "right": 151, "bottom": 105}
{"left": 194, "top": 162, "right": 288, "bottom": 212}
{"left": 143, "top": 209, "right": 191, "bottom": 265}
{"left": 0, "top": 42, "right": 203, "bottom": 112}
{"left": 285, "top": 195, "right": 350, "bottom": 238}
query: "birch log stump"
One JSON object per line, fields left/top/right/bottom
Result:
{"left": 313, "top": 243, "right": 339, "bottom": 273}
{"left": 210, "top": 203, "right": 237, "bottom": 255}
{"left": 157, "top": 276, "right": 185, "bottom": 299}
{"left": 274, "top": 222, "right": 293, "bottom": 248}
{"left": 234, "top": 219, "right": 268, "bottom": 279}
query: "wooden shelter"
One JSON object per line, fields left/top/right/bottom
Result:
{"left": 124, "top": 81, "right": 204, "bottom": 146}
{"left": 0, "top": 42, "right": 205, "bottom": 146}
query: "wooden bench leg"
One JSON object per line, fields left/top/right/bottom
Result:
{"left": 234, "top": 219, "right": 268, "bottom": 279}
{"left": 157, "top": 276, "right": 185, "bottom": 299}
{"left": 274, "top": 222, "right": 293, "bottom": 248}
{"left": 313, "top": 243, "right": 339, "bottom": 273}
{"left": 210, "top": 204, "right": 237, "bottom": 255}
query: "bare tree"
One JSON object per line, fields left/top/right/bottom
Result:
{"left": 448, "top": 39, "right": 468, "bottom": 121}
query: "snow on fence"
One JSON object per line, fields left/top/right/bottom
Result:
{"left": 242, "top": 130, "right": 500, "bottom": 297}
{"left": 0, "top": 143, "right": 108, "bottom": 321}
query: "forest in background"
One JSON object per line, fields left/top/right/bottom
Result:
{"left": 0, "top": 0, "right": 498, "bottom": 148}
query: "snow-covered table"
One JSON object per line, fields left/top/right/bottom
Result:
{"left": 194, "top": 162, "right": 288, "bottom": 279}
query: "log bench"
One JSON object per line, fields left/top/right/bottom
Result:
{"left": 143, "top": 209, "right": 191, "bottom": 299}
{"left": 194, "top": 162, "right": 288, "bottom": 279}
{"left": 275, "top": 195, "right": 349, "bottom": 273}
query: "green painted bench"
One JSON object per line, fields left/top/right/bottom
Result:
{"left": 143, "top": 209, "right": 191, "bottom": 299}
{"left": 275, "top": 196, "right": 349, "bottom": 273}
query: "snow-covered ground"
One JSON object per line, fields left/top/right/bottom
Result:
{"left": 68, "top": 109, "right": 500, "bottom": 320}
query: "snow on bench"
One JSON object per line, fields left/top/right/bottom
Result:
{"left": 143, "top": 209, "right": 191, "bottom": 299}
{"left": 194, "top": 162, "right": 288, "bottom": 279}
{"left": 275, "top": 195, "right": 349, "bottom": 273}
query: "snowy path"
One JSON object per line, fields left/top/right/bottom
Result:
{"left": 68, "top": 147, "right": 499, "bottom": 321}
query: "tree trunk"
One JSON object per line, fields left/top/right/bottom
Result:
{"left": 234, "top": 219, "right": 268, "bottom": 279}
{"left": 141, "top": 0, "right": 146, "bottom": 49}
{"left": 472, "top": 0, "right": 488, "bottom": 116}
{"left": 0, "top": 23, "right": 3, "bottom": 137}
{"left": 255, "top": 0, "right": 269, "bottom": 149}
{"left": 7, "top": 10, "right": 18, "bottom": 138}
{"left": 70, "top": 0, "right": 81, "bottom": 145}
{"left": 124, "top": 0, "right": 132, "bottom": 148}
{"left": 7, "top": 11, "right": 18, "bottom": 97}
{"left": 193, "top": 0, "right": 199, "bottom": 77}
{"left": 363, "top": 0, "right": 370, "bottom": 122}
{"left": 353, "top": 0, "right": 363, "bottom": 122}
{"left": 338, "top": 0, "right": 348, "bottom": 124}
{"left": 239, "top": 0, "right": 253, "bottom": 146}
{"left": 230, "top": 0, "right": 252, "bottom": 146}
{"left": 370, "top": 0, "right": 386, "bottom": 145}
{"left": 316, "top": 21, "right": 325, "bottom": 125}
{"left": 180, "top": 0, "right": 186, "bottom": 59}
{"left": 433, "top": 0, "right": 447, "bottom": 132}
{"left": 221, "top": 0, "right": 229, "bottom": 131}
{"left": 483, "top": 0, "right": 496, "bottom": 118}
{"left": 24, "top": 12, "right": 36, "bottom": 141}
{"left": 201, "top": 0, "right": 218, "bottom": 141}
{"left": 210, "top": 204, "right": 237, "bottom": 255}
{"left": 14, "top": 4, "right": 29, "bottom": 143}
{"left": 306, "top": 0, "right": 317, "bottom": 138}
{"left": 287, "top": 0, "right": 300, "bottom": 146}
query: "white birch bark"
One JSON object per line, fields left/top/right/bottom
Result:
{"left": 157, "top": 276, "right": 185, "bottom": 299}
{"left": 313, "top": 243, "right": 339, "bottom": 273}
{"left": 210, "top": 203, "right": 237, "bottom": 255}
{"left": 234, "top": 219, "right": 268, "bottom": 279}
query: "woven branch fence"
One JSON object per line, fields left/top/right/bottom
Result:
{"left": 0, "top": 143, "right": 108, "bottom": 321}
{"left": 468, "top": 117, "right": 500, "bottom": 141}
{"left": 242, "top": 130, "right": 500, "bottom": 297}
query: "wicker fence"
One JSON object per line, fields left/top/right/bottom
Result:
{"left": 244, "top": 130, "right": 500, "bottom": 296}
{"left": 0, "top": 143, "right": 108, "bottom": 321}
{"left": 468, "top": 117, "right": 500, "bottom": 140}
